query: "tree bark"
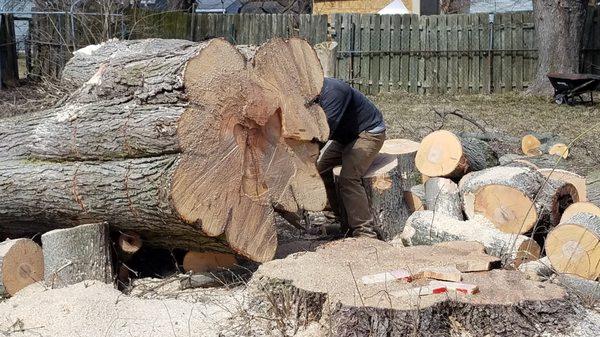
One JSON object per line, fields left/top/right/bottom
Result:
{"left": 424, "top": 177, "right": 463, "bottom": 220}
{"left": 250, "top": 239, "right": 572, "bottom": 337}
{"left": 42, "top": 223, "right": 113, "bottom": 288}
{"left": 0, "top": 38, "right": 329, "bottom": 263}
{"left": 587, "top": 170, "right": 600, "bottom": 206}
{"left": 402, "top": 211, "right": 541, "bottom": 265}
{"left": 528, "top": 0, "right": 589, "bottom": 95}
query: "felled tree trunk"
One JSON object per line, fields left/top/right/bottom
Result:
{"left": 546, "top": 212, "right": 600, "bottom": 280}
{"left": 42, "top": 223, "right": 112, "bottom": 288}
{"left": 0, "top": 239, "right": 44, "bottom": 296}
{"left": 561, "top": 202, "right": 600, "bottom": 223}
{"left": 0, "top": 38, "right": 329, "bottom": 263}
{"left": 415, "top": 130, "right": 498, "bottom": 179}
{"left": 538, "top": 168, "right": 587, "bottom": 201}
{"left": 459, "top": 166, "right": 578, "bottom": 234}
{"left": 402, "top": 211, "right": 540, "bottom": 265}
{"left": 334, "top": 139, "right": 420, "bottom": 240}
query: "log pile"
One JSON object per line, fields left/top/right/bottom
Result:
{"left": 0, "top": 37, "right": 330, "bottom": 263}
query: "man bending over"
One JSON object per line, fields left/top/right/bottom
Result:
{"left": 316, "top": 78, "right": 386, "bottom": 239}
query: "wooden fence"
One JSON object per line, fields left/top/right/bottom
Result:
{"left": 18, "top": 8, "right": 600, "bottom": 94}
{"left": 333, "top": 9, "right": 600, "bottom": 94}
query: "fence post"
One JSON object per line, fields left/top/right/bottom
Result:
{"left": 0, "top": 14, "right": 19, "bottom": 88}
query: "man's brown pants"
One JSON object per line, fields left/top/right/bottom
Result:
{"left": 317, "top": 131, "right": 386, "bottom": 238}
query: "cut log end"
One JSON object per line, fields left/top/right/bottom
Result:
{"left": 474, "top": 184, "right": 538, "bottom": 234}
{"left": 521, "top": 134, "right": 542, "bottom": 156}
{"left": 182, "top": 251, "right": 237, "bottom": 274}
{"left": 546, "top": 213, "right": 600, "bottom": 280}
{"left": 415, "top": 130, "right": 465, "bottom": 177}
{"left": 561, "top": 202, "right": 600, "bottom": 223}
{"left": 117, "top": 232, "right": 143, "bottom": 255}
{"left": 548, "top": 143, "right": 569, "bottom": 159}
{"left": 0, "top": 239, "right": 44, "bottom": 296}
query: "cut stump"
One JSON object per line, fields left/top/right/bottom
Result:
{"left": 42, "top": 223, "right": 112, "bottom": 288}
{"left": 251, "top": 239, "right": 572, "bottom": 336}
{"left": 0, "top": 239, "right": 44, "bottom": 296}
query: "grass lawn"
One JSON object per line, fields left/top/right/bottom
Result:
{"left": 371, "top": 91, "right": 600, "bottom": 175}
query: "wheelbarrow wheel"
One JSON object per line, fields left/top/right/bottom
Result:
{"left": 555, "top": 94, "right": 566, "bottom": 105}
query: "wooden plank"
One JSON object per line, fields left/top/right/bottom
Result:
{"left": 469, "top": 14, "right": 480, "bottom": 94}
{"left": 502, "top": 13, "right": 513, "bottom": 92}
{"left": 409, "top": 14, "right": 419, "bottom": 93}
{"left": 0, "top": 14, "right": 19, "bottom": 88}
{"left": 359, "top": 14, "right": 370, "bottom": 93}
{"left": 522, "top": 12, "right": 535, "bottom": 89}
{"left": 417, "top": 15, "right": 426, "bottom": 94}
{"left": 492, "top": 13, "right": 502, "bottom": 93}
{"left": 400, "top": 15, "right": 410, "bottom": 92}
{"left": 390, "top": 15, "right": 402, "bottom": 91}
{"left": 370, "top": 14, "right": 381, "bottom": 94}
{"left": 333, "top": 14, "right": 344, "bottom": 80}
{"left": 513, "top": 12, "right": 524, "bottom": 91}
{"left": 437, "top": 15, "right": 448, "bottom": 94}
{"left": 447, "top": 15, "right": 458, "bottom": 95}
{"left": 352, "top": 14, "right": 361, "bottom": 88}
{"left": 481, "top": 13, "right": 491, "bottom": 93}
{"left": 458, "top": 14, "right": 469, "bottom": 94}
{"left": 380, "top": 15, "right": 391, "bottom": 93}
{"left": 429, "top": 15, "right": 439, "bottom": 94}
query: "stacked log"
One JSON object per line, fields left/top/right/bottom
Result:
{"left": 403, "top": 211, "right": 540, "bottom": 264}
{"left": 459, "top": 166, "right": 578, "bottom": 234}
{"left": 587, "top": 170, "right": 600, "bottom": 206}
{"left": 0, "top": 38, "right": 330, "bottom": 263}
{"left": 415, "top": 130, "right": 498, "bottom": 178}
{"left": 424, "top": 178, "right": 463, "bottom": 220}
{"left": 546, "top": 212, "right": 600, "bottom": 280}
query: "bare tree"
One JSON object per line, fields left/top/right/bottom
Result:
{"left": 527, "top": 0, "right": 589, "bottom": 95}
{"left": 440, "top": 0, "right": 470, "bottom": 14}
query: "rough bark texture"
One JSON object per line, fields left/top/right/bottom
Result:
{"left": 587, "top": 170, "right": 600, "bottom": 206}
{"left": 42, "top": 223, "right": 112, "bottom": 288}
{"left": 538, "top": 168, "right": 587, "bottom": 201}
{"left": 460, "top": 137, "right": 499, "bottom": 172}
{"left": 403, "top": 211, "right": 541, "bottom": 264}
{"left": 0, "top": 239, "right": 44, "bottom": 296}
{"left": 405, "top": 184, "right": 426, "bottom": 212}
{"left": 250, "top": 239, "right": 572, "bottom": 337}
{"left": 528, "top": 0, "right": 588, "bottom": 95}
{"left": 557, "top": 274, "right": 600, "bottom": 302}
{"left": 0, "top": 38, "right": 329, "bottom": 263}
{"left": 424, "top": 177, "right": 463, "bottom": 220}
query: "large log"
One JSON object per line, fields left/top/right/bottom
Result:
{"left": 537, "top": 168, "right": 587, "bottom": 201}
{"left": 546, "top": 212, "right": 600, "bottom": 280}
{"left": 250, "top": 239, "right": 572, "bottom": 336}
{"left": 459, "top": 166, "right": 578, "bottom": 234}
{"left": 402, "top": 210, "right": 541, "bottom": 265}
{"left": 415, "top": 130, "right": 498, "bottom": 178}
{"left": 0, "top": 239, "right": 44, "bottom": 296}
{"left": 333, "top": 139, "right": 420, "bottom": 240}
{"left": 0, "top": 38, "right": 329, "bottom": 263}
{"left": 42, "top": 223, "right": 113, "bottom": 288}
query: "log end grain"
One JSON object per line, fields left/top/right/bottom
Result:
{"left": 0, "top": 239, "right": 44, "bottom": 296}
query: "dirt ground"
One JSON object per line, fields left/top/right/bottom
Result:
{"left": 372, "top": 91, "right": 600, "bottom": 175}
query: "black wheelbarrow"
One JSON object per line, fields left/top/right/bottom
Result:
{"left": 547, "top": 72, "right": 600, "bottom": 105}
